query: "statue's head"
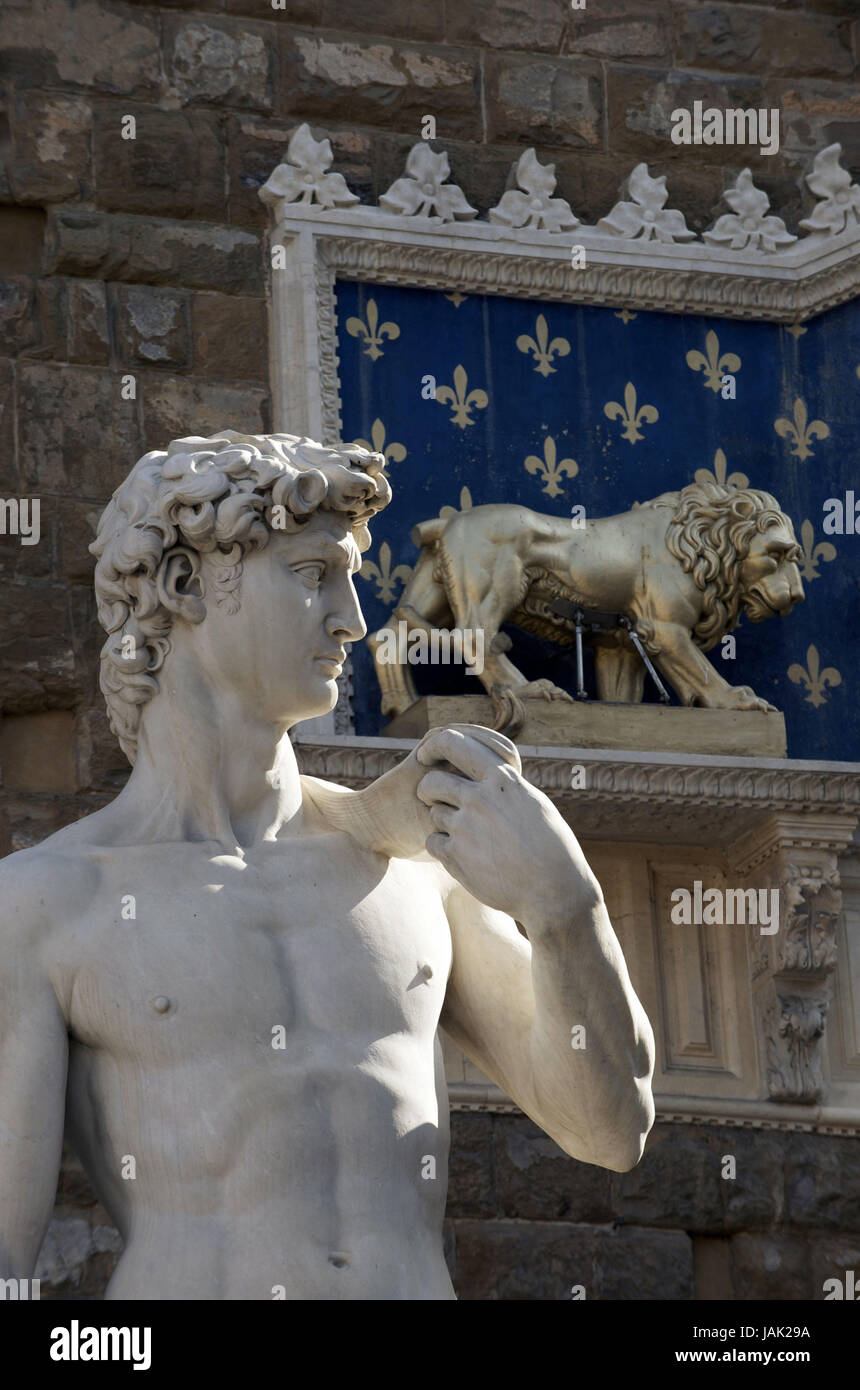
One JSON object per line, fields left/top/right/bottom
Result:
{"left": 90, "top": 431, "right": 390, "bottom": 763}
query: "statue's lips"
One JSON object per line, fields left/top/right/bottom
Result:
{"left": 315, "top": 653, "right": 344, "bottom": 674}
{"left": 744, "top": 589, "right": 791, "bottom": 620}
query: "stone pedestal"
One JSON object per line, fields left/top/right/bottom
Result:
{"left": 383, "top": 695, "right": 787, "bottom": 757}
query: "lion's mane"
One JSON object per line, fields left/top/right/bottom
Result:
{"left": 638, "top": 482, "right": 801, "bottom": 650}
{"left": 90, "top": 431, "right": 389, "bottom": 765}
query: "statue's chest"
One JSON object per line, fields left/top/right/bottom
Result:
{"left": 58, "top": 843, "right": 452, "bottom": 1061}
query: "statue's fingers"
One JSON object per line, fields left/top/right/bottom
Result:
{"left": 416, "top": 769, "right": 467, "bottom": 808}
{"left": 441, "top": 722, "right": 522, "bottom": 772}
{"left": 416, "top": 725, "right": 519, "bottom": 780}
{"left": 428, "top": 802, "right": 458, "bottom": 834}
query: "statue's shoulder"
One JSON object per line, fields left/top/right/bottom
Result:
{"left": 0, "top": 829, "right": 104, "bottom": 945}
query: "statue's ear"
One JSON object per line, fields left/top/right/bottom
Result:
{"left": 157, "top": 546, "right": 206, "bottom": 624}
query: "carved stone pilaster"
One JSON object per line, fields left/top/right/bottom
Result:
{"left": 728, "top": 813, "right": 857, "bottom": 1105}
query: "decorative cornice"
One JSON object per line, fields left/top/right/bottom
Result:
{"left": 294, "top": 736, "right": 860, "bottom": 811}
{"left": 447, "top": 1084, "right": 860, "bottom": 1134}
{"left": 260, "top": 128, "right": 860, "bottom": 328}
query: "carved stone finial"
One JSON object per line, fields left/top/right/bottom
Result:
{"left": 379, "top": 144, "right": 477, "bottom": 222}
{"left": 704, "top": 169, "right": 796, "bottom": 253}
{"left": 799, "top": 143, "right": 860, "bottom": 238}
{"left": 259, "top": 123, "right": 360, "bottom": 215}
{"left": 488, "top": 148, "right": 579, "bottom": 233}
{"left": 598, "top": 164, "right": 696, "bottom": 244}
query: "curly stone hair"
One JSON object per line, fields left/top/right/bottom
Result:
{"left": 638, "top": 481, "right": 802, "bottom": 650}
{"left": 89, "top": 431, "right": 390, "bottom": 764}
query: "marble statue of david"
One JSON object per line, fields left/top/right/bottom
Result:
{"left": 0, "top": 432, "right": 654, "bottom": 1300}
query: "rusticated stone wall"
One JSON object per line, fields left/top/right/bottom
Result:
{"left": 1, "top": 0, "right": 858, "bottom": 1300}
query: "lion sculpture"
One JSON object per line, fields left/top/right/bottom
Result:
{"left": 369, "top": 482, "right": 805, "bottom": 735}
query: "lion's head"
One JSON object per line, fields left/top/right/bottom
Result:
{"left": 640, "top": 482, "right": 805, "bottom": 650}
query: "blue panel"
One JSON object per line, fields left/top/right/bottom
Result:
{"left": 337, "top": 279, "right": 860, "bottom": 761}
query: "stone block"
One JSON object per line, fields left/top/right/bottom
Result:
{"left": 448, "top": 1218, "right": 692, "bottom": 1300}
{"left": 764, "top": 79, "right": 860, "bottom": 168}
{"left": 783, "top": 1133, "right": 860, "bottom": 1231}
{"left": 17, "top": 363, "right": 142, "bottom": 496}
{"left": 114, "top": 285, "right": 192, "bottom": 370}
{"left": 0, "top": 0, "right": 160, "bottom": 95}
{"left": 484, "top": 54, "right": 604, "bottom": 149}
{"left": 493, "top": 1114, "right": 613, "bottom": 1222}
{"left": 0, "top": 357, "right": 19, "bottom": 492}
{"left": 446, "top": 0, "right": 568, "bottom": 52}
{"left": 0, "top": 492, "right": 52, "bottom": 584}
{"left": 93, "top": 104, "right": 226, "bottom": 222}
{"left": 609, "top": 1125, "right": 785, "bottom": 1235}
{"left": 446, "top": 1112, "right": 497, "bottom": 1219}
{"left": 0, "top": 277, "right": 37, "bottom": 355}
{"left": 1, "top": 794, "right": 97, "bottom": 853}
{"left": 383, "top": 695, "right": 787, "bottom": 757}
{"left": 0, "top": 711, "right": 78, "bottom": 794}
{"left": 7, "top": 91, "right": 91, "bottom": 204}
{"left": 279, "top": 33, "right": 483, "bottom": 143}
{"left": 75, "top": 706, "right": 130, "bottom": 794}
{"left": 138, "top": 373, "right": 269, "bottom": 453}
{"left": 163, "top": 15, "right": 274, "bottom": 110}
{"left": 565, "top": 0, "right": 672, "bottom": 61}
{"left": 730, "top": 1232, "right": 813, "bottom": 1300}
{"left": 44, "top": 209, "right": 264, "bottom": 296}
{"left": 26, "top": 279, "right": 68, "bottom": 363}
{"left": 192, "top": 292, "right": 268, "bottom": 383}
{"left": 56, "top": 497, "right": 102, "bottom": 586}
{"left": 0, "top": 581, "right": 76, "bottom": 713}
{"left": 674, "top": 4, "right": 854, "bottom": 78}
{"left": 693, "top": 1235, "right": 733, "bottom": 1299}
{"left": 66, "top": 280, "right": 110, "bottom": 366}
{"left": 605, "top": 65, "right": 767, "bottom": 164}
{"left": 226, "top": 116, "right": 374, "bottom": 227}
{"left": 809, "top": 1233, "right": 860, "bottom": 1299}
{"left": 0, "top": 208, "right": 46, "bottom": 274}
{"left": 225, "top": 0, "right": 446, "bottom": 41}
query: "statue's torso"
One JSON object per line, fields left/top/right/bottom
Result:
{"left": 50, "top": 833, "right": 455, "bottom": 1300}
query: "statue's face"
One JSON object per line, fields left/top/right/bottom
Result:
{"left": 195, "top": 510, "right": 366, "bottom": 725}
{"left": 739, "top": 524, "right": 805, "bottom": 622}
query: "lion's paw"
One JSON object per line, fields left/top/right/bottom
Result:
{"left": 721, "top": 686, "right": 778, "bottom": 714}
{"left": 517, "top": 679, "right": 575, "bottom": 704}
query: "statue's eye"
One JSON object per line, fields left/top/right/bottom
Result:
{"left": 293, "top": 562, "right": 326, "bottom": 587}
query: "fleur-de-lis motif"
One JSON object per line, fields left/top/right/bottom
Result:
{"left": 615, "top": 309, "right": 637, "bottom": 324}
{"left": 345, "top": 299, "right": 400, "bottom": 361}
{"left": 774, "top": 398, "right": 830, "bottom": 461}
{"left": 524, "top": 436, "right": 578, "bottom": 498}
{"left": 379, "top": 144, "right": 477, "bottom": 222}
{"left": 694, "top": 448, "right": 749, "bottom": 490}
{"left": 259, "top": 122, "right": 360, "bottom": 215}
{"left": 704, "top": 169, "right": 796, "bottom": 253}
{"left": 598, "top": 164, "right": 695, "bottom": 244}
{"left": 360, "top": 541, "right": 412, "bottom": 605}
{"left": 445, "top": 292, "right": 468, "bottom": 308}
{"left": 799, "top": 143, "right": 860, "bottom": 239}
{"left": 797, "top": 519, "right": 836, "bottom": 582}
{"left": 435, "top": 365, "right": 488, "bottom": 429}
{"left": 439, "top": 487, "right": 473, "bottom": 520}
{"left": 786, "top": 322, "right": 807, "bottom": 340}
{"left": 788, "top": 645, "right": 842, "bottom": 709}
{"left": 488, "top": 147, "right": 579, "bottom": 233}
{"left": 686, "top": 331, "right": 742, "bottom": 393}
{"left": 516, "top": 314, "right": 571, "bottom": 377}
{"left": 604, "top": 382, "right": 659, "bottom": 445}
{"left": 352, "top": 418, "right": 407, "bottom": 468}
